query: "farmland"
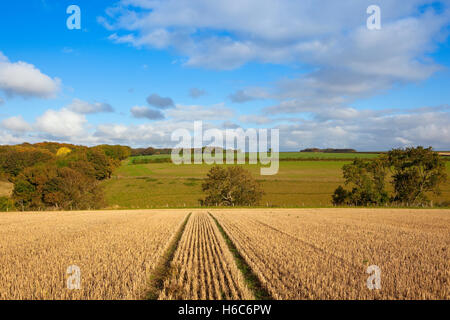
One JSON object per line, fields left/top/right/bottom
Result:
{"left": 158, "top": 212, "right": 253, "bottom": 300}
{"left": 102, "top": 158, "right": 450, "bottom": 208}
{"left": 129, "top": 152, "right": 380, "bottom": 164}
{"left": 0, "top": 208, "right": 448, "bottom": 300}
{"left": 211, "top": 209, "right": 450, "bottom": 299}
{"left": 0, "top": 210, "right": 187, "bottom": 299}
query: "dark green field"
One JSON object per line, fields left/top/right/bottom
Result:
{"left": 129, "top": 152, "right": 380, "bottom": 164}
{"left": 102, "top": 154, "right": 450, "bottom": 208}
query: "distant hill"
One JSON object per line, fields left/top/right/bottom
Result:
{"left": 300, "top": 148, "right": 357, "bottom": 153}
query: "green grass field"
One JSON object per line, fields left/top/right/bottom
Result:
{"left": 102, "top": 158, "right": 450, "bottom": 208}
{"left": 128, "top": 152, "right": 380, "bottom": 164}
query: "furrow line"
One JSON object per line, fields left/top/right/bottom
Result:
{"left": 208, "top": 212, "right": 272, "bottom": 300}
{"left": 144, "top": 212, "right": 192, "bottom": 300}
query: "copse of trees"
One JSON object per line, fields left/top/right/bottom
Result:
{"left": 388, "top": 147, "right": 447, "bottom": 204}
{"left": 0, "top": 146, "right": 54, "bottom": 180}
{"left": 94, "top": 145, "right": 131, "bottom": 161}
{"left": 131, "top": 147, "right": 171, "bottom": 156}
{"left": 332, "top": 158, "right": 389, "bottom": 206}
{"left": 200, "top": 166, "right": 264, "bottom": 206}
{"left": 0, "top": 142, "right": 130, "bottom": 211}
{"left": 332, "top": 146, "right": 447, "bottom": 206}
{"left": 33, "top": 142, "right": 78, "bottom": 154}
{"left": 13, "top": 163, "right": 104, "bottom": 210}
{"left": 301, "top": 148, "right": 357, "bottom": 153}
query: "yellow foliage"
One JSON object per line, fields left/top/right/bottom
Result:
{"left": 56, "top": 147, "right": 72, "bottom": 157}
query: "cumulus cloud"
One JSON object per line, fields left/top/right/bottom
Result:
{"left": 100, "top": 0, "right": 447, "bottom": 69}
{"left": 239, "top": 115, "right": 272, "bottom": 124}
{"left": 166, "top": 103, "right": 234, "bottom": 121}
{"left": 0, "top": 130, "right": 33, "bottom": 145}
{"left": 0, "top": 104, "right": 449, "bottom": 150}
{"left": 130, "top": 106, "right": 165, "bottom": 120}
{"left": 146, "top": 93, "right": 175, "bottom": 109}
{"left": 275, "top": 107, "right": 450, "bottom": 151}
{"left": 0, "top": 51, "right": 61, "bottom": 98}
{"left": 35, "top": 108, "right": 87, "bottom": 139}
{"left": 101, "top": 0, "right": 449, "bottom": 119}
{"left": 93, "top": 121, "right": 197, "bottom": 147}
{"left": 222, "top": 121, "right": 240, "bottom": 129}
{"left": 189, "top": 87, "right": 206, "bottom": 98}
{"left": 67, "top": 98, "right": 114, "bottom": 114}
{"left": 90, "top": 106, "right": 450, "bottom": 150}
{"left": 228, "top": 90, "right": 255, "bottom": 103}
{"left": 1, "top": 115, "right": 32, "bottom": 132}
{"left": 265, "top": 11, "right": 448, "bottom": 113}
{"left": 229, "top": 88, "right": 270, "bottom": 103}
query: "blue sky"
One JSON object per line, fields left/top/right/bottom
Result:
{"left": 0, "top": 0, "right": 449, "bottom": 150}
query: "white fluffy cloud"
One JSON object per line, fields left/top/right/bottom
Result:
{"left": 101, "top": 0, "right": 450, "bottom": 128}
{"left": 100, "top": 0, "right": 446, "bottom": 69}
{"left": 67, "top": 98, "right": 114, "bottom": 114}
{"left": 0, "top": 104, "right": 449, "bottom": 150}
{"left": 91, "top": 106, "right": 450, "bottom": 150}
{"left": 1, "top": 115, "right": 32, "bottom": 132}
{"left": 35, "top": 108, "right": 87, "bottom": 139}
{"left": 277, "top": 107, "right": 450, "bottom": 150}
{"left": 0, "top": 51, "right": 61, "bottom": 98}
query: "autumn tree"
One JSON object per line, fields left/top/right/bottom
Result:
{"left": 0, "top": 146, "right": 54, "bottom": 180}
{"left": 56, "top": 147, "right": 72, "bottom": 157}
{"left": 1, "top": 142, "right": 129, "bottom": 211}
{"left": 387, "top": 146, "right": 447, "bottom": 205}
{"left": 94, "top": 145, "right": 131, "bottom": 161}
{"left": 332, "top": 158, "right": 389, "bottom": 206}
{"left": 86, "top": 148, "right": 114, "bottom": 180}
{"left": 13, "top": 163, "right": 104, "bottom": 210}
{"left": 200, "top": 166, "right": 264, "bottom": 206}
{"left": 332, "top": 146, "right": 447, "bottom": 206}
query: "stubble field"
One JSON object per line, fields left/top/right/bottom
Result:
{"left": 211, "top": 209, "right": 450, "bottom": 299}
{"left": 158, "top": 212, "right": 254, "bottom": 300}
{"left": 0, "top": 208, "right": 449, "bottom": 300}
{"left": 0, "top": 210, "right": 187, "bottom": 299}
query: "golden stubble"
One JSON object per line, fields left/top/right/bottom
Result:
{"left": 0, "top": 210, "right": 187, "bottom": 299}
{"left": 159, "top": 212, "right": 254, "bottom": 300}
{"left": 211, "top": 208, "right": 450, "bottom": 300}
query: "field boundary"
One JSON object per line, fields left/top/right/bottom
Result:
{"left": 144, "top": 212, "right": 192, "bottom": 300}
{"left": 208, "top": 212, "right": 273, "bottom": 300}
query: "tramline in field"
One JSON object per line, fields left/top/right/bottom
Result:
{"left": 210, "top": 209, "right": 450, "bottom": 300}
{"left": 159, "top": 212, "right": 253, "bottom": 300}
{"left": 0, "top": 209, "right": 449, "bottom": 300}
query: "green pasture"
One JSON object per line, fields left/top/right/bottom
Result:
{"left": 128, "top": 152, "right": 380, "bottom": 164}
{"left": 102, "top": 160, "right": 450, "bottom": 208}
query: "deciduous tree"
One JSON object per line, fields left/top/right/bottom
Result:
{"left": 201, "top": 166, "right": 264, "bottom": 206}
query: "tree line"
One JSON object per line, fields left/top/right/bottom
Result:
{"left": 0, "top": 144, "right": 447, "bottom": 210}
{"left": 0, "top": 142, "right": 130, "bottom": 211}
{"left": 200, "top": 147, "right": 447, "bottom": 208}
{"left": 332, "top": 146, "right": 447, "bottom": 207}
